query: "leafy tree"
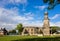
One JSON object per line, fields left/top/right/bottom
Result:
{"left": 12, "top": 30, "right": 16, "bottom": 33}
{"left": 16, "top": 23, "right": 23, "bottom": 34}
{"left": 43, "top": 0, "right": 60, "bottom": 10}
{"left": 50, "top": 26, "right": 60, "bottom": 34}
{"left": 9, "top": 30, "right": 16, "bottom": 33}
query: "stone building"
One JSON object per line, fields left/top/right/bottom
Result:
{"left": 0, "top": 28, "right": 4, "bottom": 35}
{"left": 22, "top": 26, "right": 43, "bottom": 35}
{"left": 0, "top": 28, "right": 8, "bottom": 35}
{"left": 43, "top": 11, "right": 50, "bottom": 36}
{"left": 22, "top": 11, "right": 50, "bottom": 36}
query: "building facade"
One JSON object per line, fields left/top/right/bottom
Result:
{"left": 22, "top": 26, "right": 43, "bottom": 35}
{"left": 22, "top": 11, "right": 50, "bottom": 36}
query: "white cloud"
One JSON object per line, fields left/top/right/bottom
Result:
{"left": 0, "top": 0, "right": 28, "bottom": 7}
{"left": 0, "top": 7, "right": 44, "bottom": 30}
{"left": 50, "top": 22, "right": 56, "bottom": 26}
{"left": 50, "top": 22, "right": 60, "bottom": 27}
{"left": 9, "top": 0, "right": 27, "bottom": 4}
{"left": 50, "top": 14, "right": 60, "bottom": 19}
{"left": 49, "top": 14, "right": 60, "bottom": 27}
{"left": 12, "top": 15, "right": 34, "bottom": 21}
{"left": 0, "top": 7, "right": 60, "bottom": 30}
{"left": 23, "top": 21, "right": 43, "bottom": 27}
{"left": 35, "top": 5, "right": 47, "bottom": 10}
{"left": 0, "top": 7, "right": 18, "bottom": 30}
{"left": 0, "top": 23, "right": 16, "bottom": 30}
{"left": 0, "top": 7, "right": 35, "bottom": 30}
{"left": 54, "top": 22, "right": 60, "bottom": 27}
{"left": 24, "top": 12, "right": 34, "bottom": 16}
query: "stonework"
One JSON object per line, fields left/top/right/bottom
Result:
{"left": 22, "top": 11, "right": 50, "bottom": 36}
{"left": 43, "top": 11, "right": 50, "bottom": 36}
{"left": 22, "top": 26, "right": 42, "bottom": 35}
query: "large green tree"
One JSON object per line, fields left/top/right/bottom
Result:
{"left": 9, "top": 30, "right": 16, "bottom": 34}
{"left": 16, "top": 23, "right": 23, "bottom": 34}
{"left": 50, "top": 26, "right": 60, "bottom": 34}
{"left": 43, "top": 0, "right": 60, "bottom": 10}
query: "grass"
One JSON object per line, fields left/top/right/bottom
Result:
{"left": 0, "top": 35, "right": 60, "bottom": 41}
{"left": 0, "top": 35, "right": 38, "bottom": 41}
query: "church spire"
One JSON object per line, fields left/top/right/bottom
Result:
{"left": 43, "top": 11, "right": 50, "bottom": 36}
{"left": 44, "top": 11, "right": 49, "bottom": 20}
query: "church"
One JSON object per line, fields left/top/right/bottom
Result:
{"left": 22, "top": 11, "right": 50, "bottom": 36}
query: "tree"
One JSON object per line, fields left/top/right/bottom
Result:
{"left": 16, "top": 23, "right": 23, "bottom": 34}
{"left": 9, "top": 30, "right": 16, "bottom": 35}
{"left": 43, "top": 0, "right": 60, "bottom": 10}
{"left": 50, "top": 26, "right": 60, "bottom": 34}
{"left": 12, "top": 30, "right": 16, "bottom": 33}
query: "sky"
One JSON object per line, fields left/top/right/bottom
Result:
{"left": 0, "top": 0, "right": 60, "bottom": 30}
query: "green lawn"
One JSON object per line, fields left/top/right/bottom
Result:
{"left": 0, "top": 35, "right": 39, "bottom": 41}
{"left": 0, "top": 35, "right": 60, "bottom": 41}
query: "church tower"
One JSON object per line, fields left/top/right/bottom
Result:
{"left": 43, "top": 11, "right": 50, "bottom": 36}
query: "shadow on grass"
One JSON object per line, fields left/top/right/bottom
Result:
{"left": 12, "top": 37, "right": 60, "bottom": 41}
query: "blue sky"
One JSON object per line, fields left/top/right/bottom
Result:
{"left": 0, "top": 0, "right": 60, "bottom": 30}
